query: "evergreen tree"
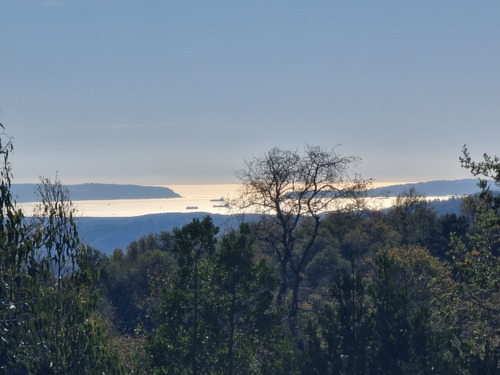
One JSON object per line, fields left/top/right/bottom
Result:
{"left": 147, "top": 218, "right": 295, "bottom": 375}
{"left": 311, "top": 263, "right": 371, "bottom": 375}
{"left": 368, "top": 250, "right": 411, "bottom": 375}
{"left": 209, "top": 223, "right": 286, "bottom": 375}
{"left": 148, "top": 216, "right": 218, "bottom": 375}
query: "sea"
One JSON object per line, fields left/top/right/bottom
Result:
{"left": 19, "top": 184, "right": 242, "bottom": 218}
{"left": 18, "top": 182, "right": 446, "bottom": 218}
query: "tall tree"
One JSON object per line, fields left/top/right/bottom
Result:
{"left": 318, "top": 266, "right": 371, "bottom": 375}
{"left": 147, "top": 216, "right": 218, "bottom": 375}
{"left": 447, "top": 146, "right": 500, "bottom": 366}
{"left": 209, "top": 223, "right": 285, "bottom": 375}
{"left": 148, "top": 218, "right": 293, "bottom": 375}
{"left": 236, "top": 145, "right": 369, "bottom": 334}
{"left": 385, "top": 187, "right": 439, "bottom": 250}
{"left": 369, "top": 250, "right": 411, "bottom": 375}
{"left": 0, "top": 124, "right": 39, "bottom": 372}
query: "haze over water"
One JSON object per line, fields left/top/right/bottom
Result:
{"left": 19, "top": 184, "right": 242, "bottom": 218}
{"left": 17, "top": 181, "right": 431, "bottom": 218}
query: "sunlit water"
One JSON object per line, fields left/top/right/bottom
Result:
{"left": 18, "top": 183, "right": 451, "bottom": 218}
{"left": 19, "top": 184, "right": 243, "bottom": 217}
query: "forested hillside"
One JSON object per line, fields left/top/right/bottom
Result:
{"left": 74, "top": 196, "right": 466, "bottom": 254}
{"left": 3, "top": 127, "right": 500, "bottom": 374}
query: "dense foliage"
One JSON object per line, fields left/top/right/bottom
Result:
{"left": 0, "top": 126, "right": 123, "bottom": 374}
{"left": 3, "top": 124, "right": 500, "bottom": 374}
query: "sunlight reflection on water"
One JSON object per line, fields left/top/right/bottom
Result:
{"left": 20, "top": 184, "right": 243, "bottom": 217}
{"left": 18, "top": 182, "right": 448, "bottom": 218}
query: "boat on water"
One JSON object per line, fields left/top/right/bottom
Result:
{"left": 186, "top": 206, "right": 199, "bottom": 210}
{"left": 210, "top": 197, "right": 225, "bottom": 202}
{"left": 213, "top": 203, "right": 230, "bottom": 208}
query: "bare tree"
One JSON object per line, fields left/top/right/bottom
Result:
{"left": 236, "top": 145, "right": 370, "bottom": 334}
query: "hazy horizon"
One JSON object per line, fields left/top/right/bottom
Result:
{"left": 10, "top": 178, "right": 451, "bottom": 188}
{"left": 2, "top": 1, "right": 498, "bottom": 185}
{"left": 17, "top": 181, "right": 460, "bottom": 218}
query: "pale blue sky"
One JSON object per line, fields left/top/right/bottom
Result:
{"left": 1, "top": 0, "right": 499, "bottom": 185}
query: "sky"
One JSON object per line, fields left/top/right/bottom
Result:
{"left": 1, "top": 0, "right": 500, "bottom": 185}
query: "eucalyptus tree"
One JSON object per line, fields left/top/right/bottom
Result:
{"left": 236, "top": 145, "right": 370, "bottom": 334}
{"left": 0, "top": 124, "right": 122, "bottom": 374}
{"left": 31, "top": 177, "right": 124, "bottom": 374}
{"left": 0, "top": 125, "right": 38, "bottom": 372}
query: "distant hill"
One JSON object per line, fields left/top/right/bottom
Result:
{"left": 13, "top": 179, "right": 496, "bottom": 254}
{"left": 368, "top": 179, "right": 485, "bottom": 197}
{"left": 11, "top": 183, "right": 181, "bottom": 203}
{"left": 427, "top": 196, "right": 466, "bottom": 216}
{"left": 76, "top": 198, "right": 470, "bottom": 254}
{"left": 76, "top": 213, "right": 258, "bottom": 254}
